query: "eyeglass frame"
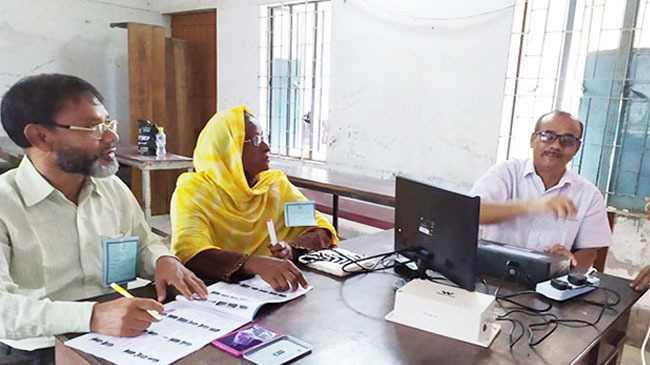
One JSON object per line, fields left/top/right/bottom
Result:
{"left": 243, "top": 134, "right": 267, "bottom": 147}
{"left": 533, "top": 130, "right": 581, "bottom": 148}
{"left": 51, "top": 119, "right": 119, "bottom": 139}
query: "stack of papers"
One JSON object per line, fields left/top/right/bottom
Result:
{"left": 65, "top": 276, "right": 311, "bottom": 365}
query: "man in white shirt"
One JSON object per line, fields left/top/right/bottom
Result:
{"left": 0, "top": 74, "right": 207, "bottom": 363}
{"left": 471, "top": 111, "right": 612, "bottom": 268}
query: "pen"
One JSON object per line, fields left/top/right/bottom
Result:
{"left": 266, "top": 218, "right": 288, "bottom": 251}
{"left": 266, "top": 218, "right": 279, "bottom": 245}
{"left": 109, "top": 282, "right": 163, "bottom": 321}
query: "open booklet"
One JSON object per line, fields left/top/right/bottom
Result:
{"left": 64, "top": 276, "right": 311, "bottom": 365}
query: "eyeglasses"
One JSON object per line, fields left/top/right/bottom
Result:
{"left": 534, "top": 130, "right": 581, "bottom": 147}
{"left": 244, "top": 134, "right": 267, "bottom": 147}
{"left": 53, "top": 120, "right": 119, "bottom": 139}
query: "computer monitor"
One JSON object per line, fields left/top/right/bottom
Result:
{"left": 394, "top": 175, "right": 480, "bottom": 291}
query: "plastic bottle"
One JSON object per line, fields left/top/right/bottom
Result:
{"left": 155, "top": 126, "right": 166, "bottom": 158}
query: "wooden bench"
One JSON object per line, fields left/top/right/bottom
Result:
{"left": 269, "top": 159, "right": 395, "bottom": 231}
{"left": 300, "top": 189, "right": 394, "bottom": 229}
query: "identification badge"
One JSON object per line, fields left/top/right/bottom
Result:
{"left": 284, "top": 201, "right": 317, "bottom": 227}
{"left": 102, "top": 236, "right": 138, "bottom": 287}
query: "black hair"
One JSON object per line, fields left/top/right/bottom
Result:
{"left": 0, "top": 73, "right": 104, "bottom": 147}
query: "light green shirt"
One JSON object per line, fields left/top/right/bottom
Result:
{"left": 0, "top": 156, "right": 171, "bottom": 350}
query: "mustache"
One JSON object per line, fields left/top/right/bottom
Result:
{"left": 542, "top": 149, "right": 563, "bottom": 158}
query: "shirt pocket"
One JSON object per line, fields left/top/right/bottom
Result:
{"left": 530, "top": 215, "right": 581, "bottom": 251}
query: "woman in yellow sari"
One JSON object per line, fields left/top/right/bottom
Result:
{"left": 171, "top": 105, "right": 338, "bottom": 292}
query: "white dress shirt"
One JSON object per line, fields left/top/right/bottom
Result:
{"left": 470, "top": 158, "right": 612, "bottom": 252}
{"left": 0, "top": 157, "right": 171, "bottom": 350}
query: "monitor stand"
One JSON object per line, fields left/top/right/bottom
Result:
{"left": 394, "top": 253, "right": 434, "bottom": 281}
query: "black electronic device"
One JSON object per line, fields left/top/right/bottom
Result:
{"left": 567, "top": 272, "right": 588, "bottom": 286}
{"left": 550, "top": 278, "right": 570, "bottom": 290}
{"left": 476, "top": 240, "right": 570, "bottom": 285}
{"left": 394, "top": 175, "right": 480, "bottom": 292}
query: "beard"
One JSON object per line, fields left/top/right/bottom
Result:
{"left": 55, "top": 146, "right": 119, "bottom": 178}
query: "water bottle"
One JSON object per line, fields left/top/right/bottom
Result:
{"left": 155, "top": 126, "right": 166, "bottom": 158}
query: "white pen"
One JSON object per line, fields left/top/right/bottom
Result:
{"left": 266, "top": 218, "right": 285, "bottom": 249}
{"left": 266, "top": 218, "right": 279, "bottom": 244}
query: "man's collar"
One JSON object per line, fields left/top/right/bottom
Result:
{"left": 523, "top": 158, "right": 537, "bottom": 178}
{"left": 15, "top": 156, "right": 102, "bottom": 207}
{"left": 15, "top": 156, "right": 56, "bottom": 207}
{"left": 523, "top": 158, "right": 574, "bottom": 189}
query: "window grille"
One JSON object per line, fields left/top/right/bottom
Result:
{"left": 259, "top": 0, "right": 332, "bottom": 161}
{"left": 500, "top": 0, "right": 650, "bottom": 211}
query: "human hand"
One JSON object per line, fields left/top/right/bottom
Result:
{"left": 268, "top": 241, "right": 293, "bottom": 260}
{"left": 90, "top": 297, "right": 164, "bottom": 337}
{"left": 243, "top": 255, "right": 308, "bottom": 292}
{"left": 529, "top": 196, "right": 577, "bottom": 219}
{"left": 631, "top": 265, "right": 650, "bottom": 291}
{"left": 544, "top": 244, "right": 577, "bottom": 266}
{"left": 154, "top": 256, "right": 208, "bottom": 302}
{"left": 289, "top": 228, "right": 333, "bottom": 250}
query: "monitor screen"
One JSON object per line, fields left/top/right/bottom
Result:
{"left": 394, "top": 175, "right": 480, "bottom": 291}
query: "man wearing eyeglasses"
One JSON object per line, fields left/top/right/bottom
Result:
{"left": 471, "top": 110, "right": 612, "bottom": 268}
{"left": 0, "top": 74, "right": 207, "bottom": 363}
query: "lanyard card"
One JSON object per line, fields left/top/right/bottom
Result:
{"left": 284, "top": 201, "right": 317, "bottom": 227}
{"left": 102, "top": 236, "right": 138, "bottom": 287}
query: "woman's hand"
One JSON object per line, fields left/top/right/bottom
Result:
{"left": 268, "top": 241, "right": 293, "bottom": 260}
{"left": 242, "top": 255, "right": 308, "bottom": 291}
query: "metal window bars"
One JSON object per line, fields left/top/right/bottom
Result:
{"left": 500, "top": 0, "right": 650, "bottom": 211}
{"left": 258, "top": 0, "right": 332, "bottom": 161}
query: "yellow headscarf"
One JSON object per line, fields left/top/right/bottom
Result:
{"left": 171, "top": 105, "right": 338, "bottom": 264}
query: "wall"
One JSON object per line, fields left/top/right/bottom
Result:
{"left": 0, "top": 0, "right": 169, "bottom": 141}
{"left": 161, "top": 0, "right": 514, "bottom": 192}
{"left": 608, "top": 215, "right": 650, "bottom": 308}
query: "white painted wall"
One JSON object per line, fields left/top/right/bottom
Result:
{"left": 161, "top": 0, "right": 514, "bottom": 192}
{"left": 0, "top": 0, "right": 169, "bottom": 141}
{"left": 326, "top": 0, "right": 513, "bottom": 191}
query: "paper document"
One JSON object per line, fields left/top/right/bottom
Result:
{"left": 64, "top": 276, "right": 311, "bottom": 365}
{"left": 179, "top": 275, "right": 312, "bottom": 320}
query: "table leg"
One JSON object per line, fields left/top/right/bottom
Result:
{"left": 142, "top": 169, "right": 152, "bottom": 221}
{"left": 333, "top": 194, "right": 339, "bottom": 231}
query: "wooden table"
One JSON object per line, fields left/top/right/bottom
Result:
{"left": 270, "top": 159, "right": 394, "bottom": 230}
{"left": 56, "top": 229, "right": 643, "bottom": 364}
{"left": 115, "top": 144, "right": 193, "bottom": 221}
{"left": 0, "top": 136, "right": 23, "bottom": 166}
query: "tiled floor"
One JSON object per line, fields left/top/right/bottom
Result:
{"left": 622, "top": 344, "right": 648, "bottom": 364}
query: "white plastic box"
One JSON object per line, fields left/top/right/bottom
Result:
{"left": 385, "top": 279, "right": 500, "bottom": 348}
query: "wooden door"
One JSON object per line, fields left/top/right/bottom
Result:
{"left": 123, "top": 23, "right": 190, "bottom": 216}
{"left": 171, "top": 11, "right": 217, "bottom": 157}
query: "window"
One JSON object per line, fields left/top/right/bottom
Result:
{"left": 259, "top": 0, "right": 332, "bottom": 161}
{"left": 500, "top": 0, "right": 650, "bottom": 211}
